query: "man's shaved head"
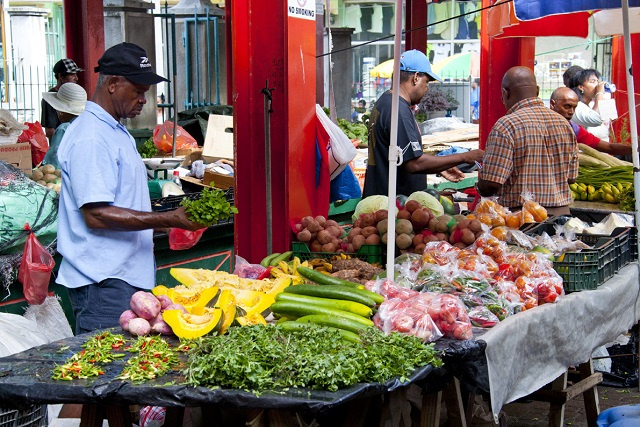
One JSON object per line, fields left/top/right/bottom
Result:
{"left": 549, "top": 86, "right": 579, "bottom": 121}
{"left": 550, "top": 87, "right": 578, "bottom": 103}
{"left": 501, "top": 66, "right": 539, "bottom": 111}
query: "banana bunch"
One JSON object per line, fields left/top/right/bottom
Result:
{"left": 570, "top": 183, "right": 598, "bottom": 201}
{"left": 598, "top": 182, "right": 632, "bottom": 204}
{"left": 270, "top": 257, "right": 306, "bottom": 284}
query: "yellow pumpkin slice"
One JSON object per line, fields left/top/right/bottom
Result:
{"left": 162, "top": 308, "right": 223, "bottom": 339}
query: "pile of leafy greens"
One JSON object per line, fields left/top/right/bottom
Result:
{"left": 322, "top": 106, "right": 369, "bottom": 145}
{"left": 184, "top": 325, "right": 443, "bottom": 393}
{"left": 138, "top": 137, "right": 158, "bottom": 159}
{"left": 180, "top": 187, "right": 238, "bottom": 226}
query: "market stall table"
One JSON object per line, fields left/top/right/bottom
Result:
{"left": 0, "top": 330, "right": 454, "bottom": 427}
{"left": 476, "top": 263, "right": 640, "bottom": 423}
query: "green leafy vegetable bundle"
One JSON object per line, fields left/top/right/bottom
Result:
{"left": 184, "top": 325, "right": 443, "bottom": 392}
{"left": 138, "top": 137, "right": 158, "bottom": 159}
{"left": 180, "top": 187, "right": 238, "bottom": 226}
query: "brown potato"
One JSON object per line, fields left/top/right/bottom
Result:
{"left": 325, "top": 219, "right": 339, "bottom": 228}
{"left": 317, "top": 230, "right": 333, "bottom": 245}
{"left": 295, "top": 223, "right": 303, "bottom": 232}
{"left": 301, "top": 216, "right": 314, "bottom": 228}
{"left": 461, "top": 228, "right": 476, "bottom": 246}
{"left": 347, "top": 227, "right": 362, "bottom": 243}
{"left": 315, "top": 216, "right": 327, "bottom": 227}
{"left": 396, "top": 233, "right": 412, "bottom": 250}
{"left": 411, "top": 209, "right": 430, "bottom": 232}
{"left": 352, "top": 234, "right": 366, "bottom": 251}
{"left": 310, "top": 240, "right": 323, "bottom": 252}
{"left": 365, "top": 234, "right": 380, "bottom": 245}
{"left": 297, "top": 229, "right": 312, "bottom": 242}
{"left": 347, "top": 243, "right": 355, "bottom": 253}
{"left": 360, "top": 213, "right": 376, "bottom": 228}
{"left": 413, "top": 243, "right": 426, "bottom": 254}
{"left": 468, "top": 219, "right": 482, "bottom": 233}
{"left": 307, "top": 219, "right": 322, "bottom": 233}
{"left": 321, "top": 242, "right": 337, "bottom": 252}
{"left": 374, "top": 209, "right": 388, "bottom": 223}
{"left": 404, "top": 200, "right": 421, "bottom": 213}
{"left": 412, "top": 234, "right": 424, "bottom": 247}
{"left": 361, "top": 226, "right": 378, "bottom": 238}
{"left": 397, "top": 209, "right": 411, "bottom": 220}
{"left": 377, "top": 220, "right": 388, "bottom": 235}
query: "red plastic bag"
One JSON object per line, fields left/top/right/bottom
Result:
{"left": 18, "top": 122, "right": 49, "bottom": 166}
{"left": 168, "top": 227, "right": 206, "bottom": 250}
{"left": 153, "top": 120, "right": 198, "bottom": 153}
{"left": 18, "top": 224, "right": 55, "bottom": 305}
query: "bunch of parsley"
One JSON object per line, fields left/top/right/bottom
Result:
{"left": 184, "top": 325, "right": 442, "bottom": 393}
{"left": 180, "top": 188, "right": 238, "bottom": 227}
{"left": 138, "top": 137, "right": 158, "bottom": 159}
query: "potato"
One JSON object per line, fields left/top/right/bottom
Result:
{"left": 321, "top": 242, "right": 337, "bottom": 252}
{"left": 347, "top": 243, "right": 355, "bottom": 253}
{"left": 365, "top": 234, "right": 380, "bottom": 245}
{"left": 397, "top": 209, "right": 411, "bottom": 220}
{"left": 360, "top": 213, "right": 376, "bottom": 228}
{"left": 52, "top": 183, "right": 61, "bottom": 193}
{"left": 128, "top": 318, "right": 151, "bottom": 336}
{"left": 468, "top": 219, "right": 482, "bottom": 233}
{"left": 347, "top": 227, "right": 361, "bottom": 242}
{"left": 46, "top": 183, "right": 55, "bottom": 189}
{"left": 54, "top": 169, "right": 62, "bottom": 177}
{"left": 130, "top": 291, "right": 161, "bottom": 320}
{"left": 396, "top": 233, "right": 412, "bottom": 250}
{"left": 151, "top": 319, "right": 174, "bottom": 336}
{"left": 31, "top": 169, "right": 44, "bottom": 181}
{"left": 461, "top": 229, "right": 476, "bottom": 246}
{"left": 301, "top": 216, "right": 314, "bottom": 228}
{"left": 412, "top": 234, "right": 424, "bottom": 247}
{"left": 326, "top": 225, "right": 343, "bottom": 238}
{"left": 315, "top": 216, "right": 327, "bottom": 227}
{"left": 435, "top": 220, "right": 449, "bottom": 233}
{"left": 410, "top": 209, "right": 430, "bottom": 232}
{"left": 119, "top": 310, "right": 138, "bottom": 331}
{"left": 352, "top": 234, "right": 366, "bottom": 251}
{"left": 317, "top": 230, "right": 333, "bottom": 245}
{"left": 377, "top": 220, "right": 388, "bottom": 235}
{"left": 164, "top": 303, "right": 188, "bottom": 313}
{"left": 361, "top": 226, "right": 378, "bottom": 238}
{"left": 381, "top": 233, "right": 388, "bottom": 244}
{"left": 156, "top": 294, "right": 173, "bottom": 310}
{"left": 325, "top": 219, "right": 340, "bottom": 228}
{"left": 310, "top": 240, "right": 323, "bottom": 252}
{"left": 396, "top": 219, "right": 413, "bottom": 235}
{"left": 405, "top": 200, "right": 421, "bottom": 213}
{"left": 353, "top": 218, "right": 362, "bottom": 228}
{"left": 428, "top": 218, "right": 439, "bottom": 232}
{"left": 453, "top": 242, "right": 467, "bottom": 249}
{"left": 36, "top": 180, "right": 47, "bottom": 186}
{"left": 456, "top": 219, "right": 470, "bottom": 230}
{"left": 295, "top": 223, "right": 303, "bottom": 232}
{"left": 43, "top": 173, "right": 58, "bottom": 183}
{"left": 374, "top": 210, "right": 388, "bottom": 223}
{"left": 424, "top": 234, "right": 438, "bottom": 243}
{"left": 297, "top": 229, "right": 312, "bottom": 242}
{"left": 413, "top": 243, "right": 426, "bottom": 254}
{"left": 435, "top": 232, "right": 447, "bottom": 241}
{"left": 41, "top": 164, "right": 56, "bottom": 175}
{"left": 307, "top": 219, "right": 322, "bottom": 233}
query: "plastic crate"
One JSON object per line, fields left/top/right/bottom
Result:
{"left": 292, "top": 241, "right": 382, "bottom": 265}
{"left": 0, "top": 404, "right": 47, "bottom": 427}
{"left": 526, "top": 223, "right": 618, "bottom": 287}
{"left": 553, "top": 250, "right": 599, "bottom": 292}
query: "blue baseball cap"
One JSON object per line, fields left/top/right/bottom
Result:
{"left": 399, "top": 49, "right": 442, "bottom": 82}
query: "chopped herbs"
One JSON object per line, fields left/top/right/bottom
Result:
{"left": 52, "top": 331, "right": 126, "bottom": 381}
{"left": 118, "top": 336, "right": 179, "bottom": 382}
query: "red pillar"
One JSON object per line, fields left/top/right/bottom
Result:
{"left": 232, "top": 1, "right": 319, "bottom": 263}
{"left": 406, "top": 0, "right": 427, "bottom": 52}
{"left": 479, "top": 0, "right": 535, "bottom": 149}
{"left": 611, "top": 35, "right": 640, "bottom": 142}
{"left": 63, "top": 0, "right": 104, "bottom": 97}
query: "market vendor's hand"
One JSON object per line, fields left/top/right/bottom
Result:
{"left": 171, "top": 207, "right": 205, "bottom": 231}
{"left": 441, "top": 167, "right": 465, "bottom": 182}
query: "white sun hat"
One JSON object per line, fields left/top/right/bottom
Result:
{"left": 42, "top": 82, "right": 87, "bottom": 116}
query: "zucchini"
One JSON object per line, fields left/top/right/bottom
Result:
{"left": 284, "top": 284, "right": 376, "bottom": 307}
{"left": 353, "top": 288, "right": 384, "bottom": 304}
{"left": 297, "top": 266, "right": 361, "bottom": 288}
{"left": 270, "top": 301, "right": 374, "bottom": 327}
{"left": 260, "top": 253, "right": 280, "bottom": 268}
{"left": 296, "top": 314, "right": 370, "bottom": 334}
{"left": 270, "top": 251, "right": 293, "bottom": 266}
{"left": 279, "top": 321, "right": 361, "bottom": 343}
{"left": 275, "top": 293, "right": 373, "bottom": 318}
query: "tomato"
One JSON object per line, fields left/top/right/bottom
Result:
{"left": 390, "top": 314, "right": 414, "bottom": 333}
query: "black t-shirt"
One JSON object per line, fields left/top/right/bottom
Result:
{"left": 362, "top": 91, "right": 425, "bottom": 197}
{"left": 41, "top": 87, "right": 61, "bottom": 130}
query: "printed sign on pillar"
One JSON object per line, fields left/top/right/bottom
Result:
{"left": 287, "top": 0, "right": 316, "bottom": 20}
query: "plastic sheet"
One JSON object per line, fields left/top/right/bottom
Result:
{"left": 0, "top": 330, "right": 445, "bottom": 414}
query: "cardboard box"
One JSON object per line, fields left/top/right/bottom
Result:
{"left": 0, "top": 142, "right": 32, "bottom": 174}
{"left": 202, "top": 114, "right": 233, "bottom": 163}
{"left": 203, "top": 170, "right": 234, "bottom": 189}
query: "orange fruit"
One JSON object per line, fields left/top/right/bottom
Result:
{"left": 506, "top": 212, "right": 522, "bottom": 229}
{"left": 491, "top": 226, "right": 507, "bottom": 241}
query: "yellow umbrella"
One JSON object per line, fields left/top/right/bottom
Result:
{"left": 369, "top": 59, "right": 394, "bottom": 78}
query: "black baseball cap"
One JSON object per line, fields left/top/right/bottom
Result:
{"left": 94, "top": 42, "right": 168, "bottom": 85}
{"left": 53, "top": 59, "right": 84, "bottom": 75}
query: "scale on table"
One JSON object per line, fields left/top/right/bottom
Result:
{"left": 143, "top": 157, "right": 184, "bottom": 199}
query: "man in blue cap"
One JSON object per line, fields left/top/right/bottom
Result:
{"left": 363, "top": 49, "right": 483, "bottom": 197}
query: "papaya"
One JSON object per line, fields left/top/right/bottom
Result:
{"left": 213, "top": 290, "right": 237, "bottom": 335}
{"left": 152, "top": 284, "right": 218, "bottom": 313}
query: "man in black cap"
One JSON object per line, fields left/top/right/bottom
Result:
{"left": 56, "top": 42, "right": 201, "bottom": 334}
{"left": 41, "top": 59, "right": 84, "bottom": 139}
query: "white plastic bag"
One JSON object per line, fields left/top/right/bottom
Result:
{"left": 316, "top": 104, "right": 357, "bottom": 180}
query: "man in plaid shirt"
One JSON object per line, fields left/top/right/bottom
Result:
{"left": 477, "top": 66, "right": 578, "bottom": 216}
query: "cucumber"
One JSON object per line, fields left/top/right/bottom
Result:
{"left": 279, "top": 321, "right": 361, "bottom": 343}
{"left": 270, "top": 301, "right": 374, "bottom": 327}
{"left": 354, "top": 288, "right": 384, "bottom": 304}
{"left": 275, "top": 293, "right": 373, "bottom": 318}
{"left": 270, "top": 251, "right": 293, "bottom": 267}
{"left": 296, "top": 314, "right": 370, "bottom": 334}
{"left": 284, "top": 284, "right": 376, "bottom": 308}
{"left": 260, "top": 253, "right": 280, "bottom": 268}
{"left": 297, "top": 266, "right": 361, "bottom": 288}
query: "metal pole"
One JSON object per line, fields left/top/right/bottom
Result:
{"left": 262, "top": 80, "right": 275, "bottom": 255}
{"left": 171, "top": 12, "right": 178, "bottom": 158}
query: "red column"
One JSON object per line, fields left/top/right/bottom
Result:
{"left": 63, "top": 0, "right": 104, "bottom": 96}
{"left": 232, "top": 1, "right": 319, "bottom": 263}
{"left": 611, "top": 35, "right": 640, "bottom": 142}
{"left": 479, "top": 0, "right": 535, "bottom": 149}
{"left": 406, "top": 0, "right": 427, "bottom": 52}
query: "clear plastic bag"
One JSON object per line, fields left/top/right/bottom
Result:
{"left": 168, "top": 227, "right": 206, "bottom": 250}
{"left": 373, "top": 297, "right": 443, "bottom": 343}
{"left": 18, "top": 224, "right": 55, "bottom": 305}
{"left": 315, "top": 104, "right": 357, "bottom": 180}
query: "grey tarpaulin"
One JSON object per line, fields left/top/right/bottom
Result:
{"left": 0, "top": 329, "right": 452, "bottom": 414}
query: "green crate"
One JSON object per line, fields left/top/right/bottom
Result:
{"left": 553, "top": 250, "right": 599, "bottom": 292}
{"left": 594, "top": 237, "right": 616, "bottom": 284}
{"left": 292, "top": 241, "right": 382, "bottom": 264}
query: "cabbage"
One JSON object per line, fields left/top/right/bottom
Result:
{"left": 406, "top": 191, "right": 444, "bottom": 217}
{"left": 352, "top": 195, "right": 389, "bottom": 222}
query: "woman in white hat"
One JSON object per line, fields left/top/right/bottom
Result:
{"left": 42, "top": 82, "right": 87, "bottom": 169}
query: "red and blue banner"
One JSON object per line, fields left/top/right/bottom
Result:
{"left": 513, "top": 0, "right": 640, "bottom": 20}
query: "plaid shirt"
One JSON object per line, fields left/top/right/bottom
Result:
{"left": 480, "top": 97, "right": 578, "bottom": 208}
